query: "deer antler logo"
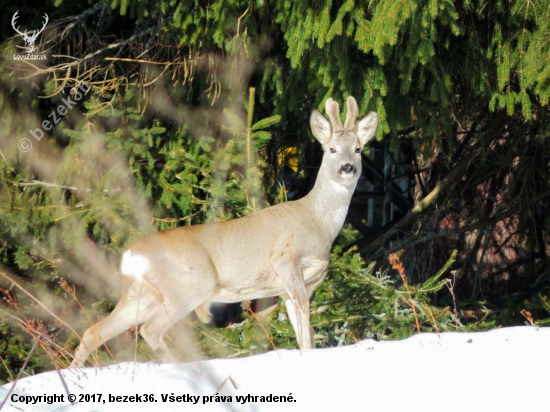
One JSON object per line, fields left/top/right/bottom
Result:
{"left": 12, "top": 11, "right": 49, "bottom": 54}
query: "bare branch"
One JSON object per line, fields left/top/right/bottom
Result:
{"left": 16, "top": 179, "right": 116, "bottom": 194}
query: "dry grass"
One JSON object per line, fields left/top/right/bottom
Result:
{"left": 242, "top": 300, "right": 279, "bottom": 355}
{"left": 520, "top": 309, "right": 535, "bottom": 326}
{"left": 389, "top": 253, "right": 421, "bottom": 333}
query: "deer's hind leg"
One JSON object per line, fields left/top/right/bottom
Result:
{"left": 139, "top": 311, "right": 178, "bottom": 363}
{"left": 139, "top": 262, "right": 218, "bottom": 363}
{"left": 70, "top": 282, "right": 160, "bottom": 368}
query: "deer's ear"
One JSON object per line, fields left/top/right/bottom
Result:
{"left": 357, "top": 112, "right": 378, "bottom": 146}
{"left": 310, "top": 109, "right": 332, "bottom": 145}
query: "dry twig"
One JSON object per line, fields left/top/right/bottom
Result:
{"left": 389, "top": 254, "right": 421, "bottom": 333}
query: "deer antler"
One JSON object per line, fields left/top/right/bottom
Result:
{"left": 325, "top": 98, "right": 343, "bottom": 131}
{"left": 344, "top": 97, "right": 359, "bottom": 130}
{"left": 11, "top": 12, "right": 48, "bottom": 42}
{"left": 29, "top": 13, "right": 49, "bottom": 41}
{"left": 11, "top": 11, "right": 26, "bottom": 37}
{"left": 32, "top": 13, "right": 50, "bottom": 38}
{"left": 326, "top": 97, "right": 360, "bottom": 131}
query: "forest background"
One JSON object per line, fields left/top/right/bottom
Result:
{"left": 0, "top": 0, "right": 549, "bottom": 382}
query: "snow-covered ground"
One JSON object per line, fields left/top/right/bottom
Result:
{"left": 0, "top": 326, "right": 548, "bottom": 411}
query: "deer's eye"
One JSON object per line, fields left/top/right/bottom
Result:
{"left": 355, "top": 148, "right": 361, "bottom": 153}
{"left": 330, "top": 148, "right": 337, "bottom": 154}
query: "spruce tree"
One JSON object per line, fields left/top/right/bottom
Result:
{"left": 0, "top": 0, "right": 549, "bottom": 379}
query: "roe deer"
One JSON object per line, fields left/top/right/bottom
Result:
{"left": 70, "top": 96, "right": 378, "bottom": 367}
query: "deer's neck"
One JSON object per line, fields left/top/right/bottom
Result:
{"left": 305, "top": 164, "right": 356, "bottom": 240}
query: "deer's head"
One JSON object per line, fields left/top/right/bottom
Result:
{"left": 12, "top": 11, "right": 49, "bottom": 54}
{"left": 310, "top": 97, "right": 378, "bottom": 188}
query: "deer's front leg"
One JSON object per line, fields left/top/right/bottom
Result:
{"left": 281, "top": 259, "right": 328, "bottom": 348}
{"left": 273, "top": 257, "right": 314, "bottom": 350}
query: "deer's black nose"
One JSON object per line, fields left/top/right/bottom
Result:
{"left": 340, "top": 164, "right": 356, "bottom": 174}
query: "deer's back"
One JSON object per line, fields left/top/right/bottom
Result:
{"left": 125, "top": 200, "right": 333, "bottom": 301}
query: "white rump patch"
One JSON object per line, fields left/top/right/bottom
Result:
{"left": 120, "top": 250, "right": 150, "bottom": 283}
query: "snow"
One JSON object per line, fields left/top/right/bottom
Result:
{"left": 1, "top": 326, "right": 548, "bottom": 411}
